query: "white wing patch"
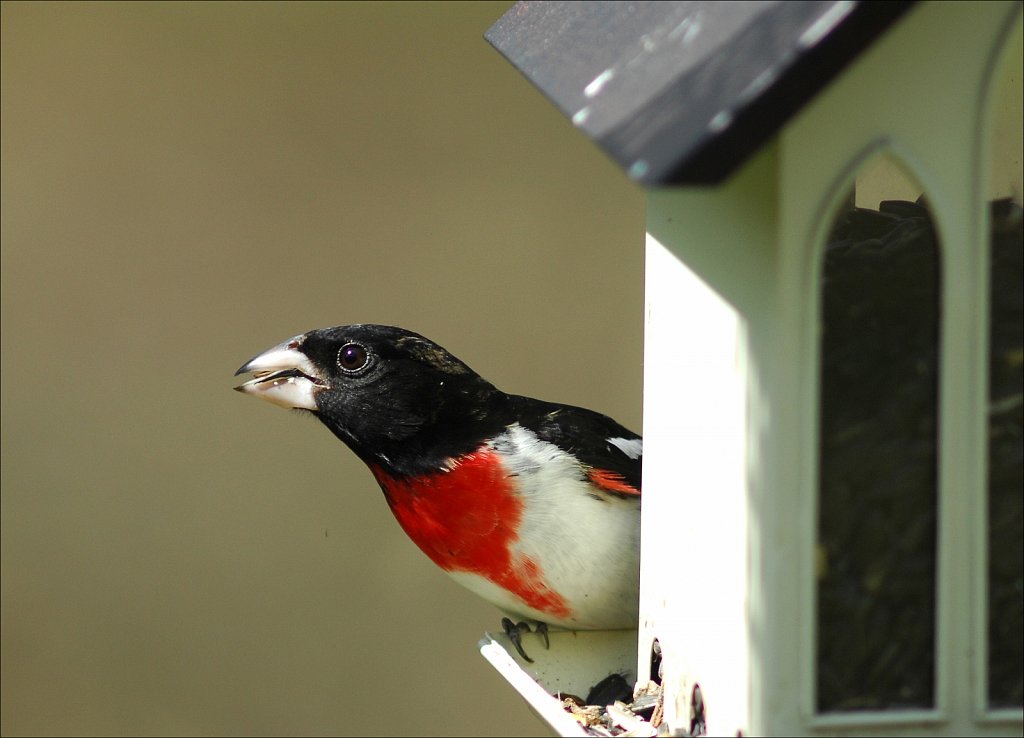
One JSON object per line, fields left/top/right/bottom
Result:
{"left": 607, "top": 436, "right": 643, "bottom": 460}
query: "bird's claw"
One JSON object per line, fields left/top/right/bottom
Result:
{"left": 536, "top": 621, "right": 549, "bottom": 649}
{"left": 501, "top": 617, "right": 550, "bottom": 663}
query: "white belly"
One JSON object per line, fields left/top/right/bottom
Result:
{"left": 450, "top": 424, "right": 641, "bottom": 629}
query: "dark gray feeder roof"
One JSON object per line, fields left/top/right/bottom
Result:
{"left": 486, "top": 1, "right": 915, "bottom": 185}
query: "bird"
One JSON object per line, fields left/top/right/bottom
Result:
{"left": 234, "top": 324, "right": 641, "bottom": 660}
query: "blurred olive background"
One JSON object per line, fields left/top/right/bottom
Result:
{"left": 0, "top": 2, "right": 643, "bottom": 735}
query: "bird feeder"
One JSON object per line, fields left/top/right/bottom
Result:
{"left": 484, "top": 1, "right": 1023, "bottom": 735}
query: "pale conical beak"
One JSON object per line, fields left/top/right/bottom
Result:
{"left": 233, "top": 335, "right": 323, "bottom": 411}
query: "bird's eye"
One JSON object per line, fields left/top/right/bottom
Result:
{"left": 337, "top": 343, "right": 369, "bottom": 372}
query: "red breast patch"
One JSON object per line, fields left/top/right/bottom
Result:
{"left": 369, "top": 449, "right": 571, "bottom": 620}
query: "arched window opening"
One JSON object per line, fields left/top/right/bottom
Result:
{"left": 985, "top": 17, "right": 1023, "bottom": 711}
{"left": 816, "top": 154, "right": 940, "bottom": 712}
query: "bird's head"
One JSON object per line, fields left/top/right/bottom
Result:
{"left": 234, "top": 324, "right": 507, "bottom": 474}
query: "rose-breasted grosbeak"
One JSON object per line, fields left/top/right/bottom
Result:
{"left": 234, "top": 324, "right": 641, "bottom": 658}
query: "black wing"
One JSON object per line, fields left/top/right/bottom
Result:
{"left": 510, "top": 395, "right": 642, "bottom": 496}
